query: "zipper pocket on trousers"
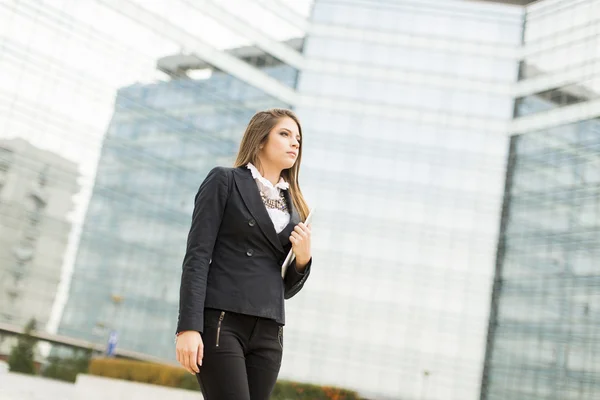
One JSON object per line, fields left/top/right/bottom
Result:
{"left": 216, "top": 311, "right": 225, "bottom": 347}
{"left": 277, "top": 326, "right": 283, "bottom": 349}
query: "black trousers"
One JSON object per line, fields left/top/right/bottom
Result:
{"left": 196, "top": 308, "right": 283, "bottom": 400}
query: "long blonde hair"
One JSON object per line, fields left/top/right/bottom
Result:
{"left": 234, "top": 108, "right": 310, "bottom": 221}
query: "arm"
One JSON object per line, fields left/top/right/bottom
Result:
{"left": 177, "top": 167, "right": 229, "bottom": 334}
{"left": 284, "top": 257, "right": 312, "bottom": 299}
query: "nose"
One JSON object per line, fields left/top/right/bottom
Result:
{"left": 291, "top": 138, "right": 299, "bottom": 148}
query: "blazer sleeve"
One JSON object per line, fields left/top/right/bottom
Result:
{"left": 284, "top": 258, "right": 312, "bottom": 300}
{"left": 177, "top": 167, "right": 229, "bottom": 334}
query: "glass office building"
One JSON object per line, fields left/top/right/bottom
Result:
{"left": 483, "top": 110, "right": 600, "bottom": 400}
{"left": 284, "top": 1, "right": 523, "bottom": 398}
{"left": 482, "top": 1, "right": 600, "bottom": 399}
{"left": 58, "top": 58, "right": 297, "bottom": 357}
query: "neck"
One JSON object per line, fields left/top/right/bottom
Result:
{"left": 256, "top": 162, "right": 282, "bottom": 186}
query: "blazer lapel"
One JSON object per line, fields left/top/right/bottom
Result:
{"left": 233, "top": 167, "right": 284, "bottom": 254}
{"left": 277, "top": 189, "right": 301, "bottom": 250}
{"left": 282, "top": 188, "right": 300, "bottom": 226}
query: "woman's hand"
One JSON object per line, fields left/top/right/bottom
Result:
{"left": 176, "top": 331, "right": 203, "bottom": 375}
{"left": 290, "top": 222, "right": 311, "bottom": 268}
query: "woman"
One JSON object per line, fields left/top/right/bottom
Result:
{"left": 175, "top": 108, "right": 312, "bottom": 400}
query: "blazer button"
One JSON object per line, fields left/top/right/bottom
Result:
{"left": 246, "top": 249, "right": 254, "bottom": 257}
{"left": 248, "top": 219, "right": 256, "bottom": 227}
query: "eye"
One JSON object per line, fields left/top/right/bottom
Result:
{"left": 280, "top": 131, "right": 289, "bottom": 137}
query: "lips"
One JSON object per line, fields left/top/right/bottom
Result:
{"left": 287, "top": 152, "right": 297, "bottom": 157}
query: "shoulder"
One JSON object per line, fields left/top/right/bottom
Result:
{"left": 208, "top": 166, "right": 235, "bottom": 175}
{"left": 209, "top": 165, "right": 252, "bottom": 175}
{"left": 201, "top": 166, "right": 250, "bottom": 187}
{"left": 198, "top": 166, "right": 234, "bottom": 191}
{"left": 205, "top": 166, "right": 238, "bottom": 179}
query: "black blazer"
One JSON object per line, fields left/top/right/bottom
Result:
{"left": 176, "top": 166, "right": 312, "bottom": 334}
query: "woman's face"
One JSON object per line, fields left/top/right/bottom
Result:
{"left": 259, "top": 117, "right": 301, "bottom": 171}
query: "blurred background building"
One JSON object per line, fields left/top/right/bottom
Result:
{"left": 0, "top": 0, "right": 599, "bottom": 399}
{"left": 483, "top": 118, "right": 600, "bottom": 400}
{"left": 288, "top": 1, "right": 522, "bottom": 398}
{"left": 482, "top": 1, "right": 600, "bottom": 399}
{"left": 0, "top": 138, "right": 78, "bottom": 353}
{"left": 57, "top": 44, "right": 298, "bottom": 357}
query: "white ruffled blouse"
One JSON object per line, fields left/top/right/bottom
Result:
{"left": 246, "top": 163, "right": 290, "bottom": 233}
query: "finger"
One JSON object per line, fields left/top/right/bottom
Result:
{"left": 299, "top": 222, "right": 310, "bottom": 232}
{"left": 296, "top": 223, "right": 309, "bottom": 233}
{"left": 197, "top": 343, "right": 204, "bottom": 367}
{"left": 297, "top": 224, "right": 311, "bottom": 235}
{"left": 289, "top": 235, "right": 297, "bottom": 245}
{"left": 291, "top": 232, "right": 302, "bottom": 241}
{"left": 299, "top": 227, "right": 309, "bottom": 237}
{"left": 178, "top": 349, "right": 189, "bottom": 373}
{"left": 180, "top": 352, "right": 193, "bottom": 374}
{"left": 182, "top": 351, "right": 193, "bottom": 374}
{"left": 188, "top": 350, "right": 199, "bottom": 374}
{"left": 180, "top": 349, "right": 189, "bottom": 372}
{"left": 176, "top": 348, "right": 181, "bottom": 365}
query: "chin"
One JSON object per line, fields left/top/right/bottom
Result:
{"left": 282, "top": 161, "right": 295, "bottom": 170}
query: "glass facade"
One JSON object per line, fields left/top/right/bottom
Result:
{"left": 58, "top": 64, "right": 296, "bottom": 358}
{"left": 282, "top": 1, "right": 524, "bottom": 399}
{"left": 482, "top": 118, "right": 600, "bottom": 400}
{"left": 482, "top": 1, "right": 600, "bottom": 399}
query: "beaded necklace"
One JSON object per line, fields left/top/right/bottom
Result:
{"left": 260, "top": 189, "right": 288, "bottom": 213}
